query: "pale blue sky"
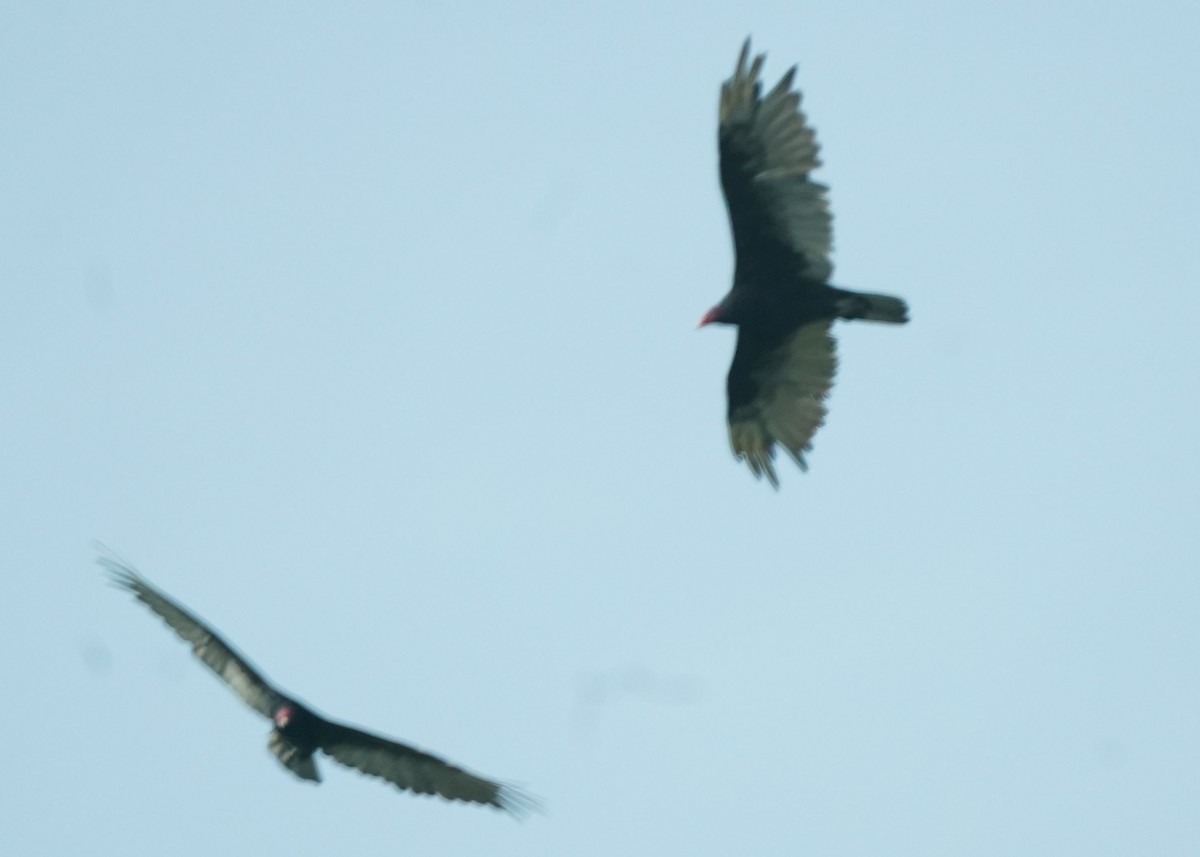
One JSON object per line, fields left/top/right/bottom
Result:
{"left": 3, "top": 2, "right": 1199, "bottom": 855}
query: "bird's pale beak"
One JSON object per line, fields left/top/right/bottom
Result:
{"left": 697, "top": 307, "right": 720, "bottom": 328}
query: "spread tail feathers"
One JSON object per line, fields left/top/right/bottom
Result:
{"left": 836, "top": 291, "right": 909, "bottom": 324}
{"left": 269, "top": 731, "right": 321, "bottom": 782}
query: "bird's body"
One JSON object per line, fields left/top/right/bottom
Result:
{"left": 701, "top": 39, "right": 909, "bottom": 487}
{"left": 100, "top": 552, "right": 536, "bottom": 817}
{"left": 268, "top": 701, "right": 324, "bottom": 782}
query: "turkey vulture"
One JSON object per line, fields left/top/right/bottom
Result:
{"left": 699, "top": 39, "right": 909, "bottom": 487}
{"left": 100, "top": 552, "right": 537, "bottom": 817}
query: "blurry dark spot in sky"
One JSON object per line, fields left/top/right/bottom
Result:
{"left": 570, "top": 665, "right": 704, "bottom": 741}
{"left": 1094, "top": 736, "right": 1127, "bottom": 770}
{"left": 79, "top": 638, "right": 114, "bottom": 675}
{"left": 84, "top": 264, "right": 117, "bottom": 314}
{"left": 528, "top": 180, "right": 578, "bottom": 234}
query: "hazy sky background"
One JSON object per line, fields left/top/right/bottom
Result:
{"left": 3, "top": 2, "right": 1199, "bottom": 855}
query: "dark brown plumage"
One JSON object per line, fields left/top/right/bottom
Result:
{"left": 700, "top": 39, "right": 909, "bottom": 487}
{"left": 101, "top": 552, "right": 537, "bottom": 817}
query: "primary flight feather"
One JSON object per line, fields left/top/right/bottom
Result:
{"left": 700, "top": 39, "right": 910, "bottom": 487}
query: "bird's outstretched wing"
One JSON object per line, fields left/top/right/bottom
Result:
{"left": 316, "top": 719, "right": 540, "bottom": 818}
{"left": 727, "top": 321, "right": 837, "bottom": 487}
{"left": 100, "top": 550, "right": 281, "bottom": 718}
{"left": 720, "top": 38, "right": 833, "bottom": 282}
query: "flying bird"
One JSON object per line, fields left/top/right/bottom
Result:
{"left": 699, "top": 39, "right": 910, "bottom": 487}
{"left": 100, "top": 552, "right": 537, "bottom": 817}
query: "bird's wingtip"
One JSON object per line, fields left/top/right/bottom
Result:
{"left": 497, "top": 783, "right": 544, "bottom": 820}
